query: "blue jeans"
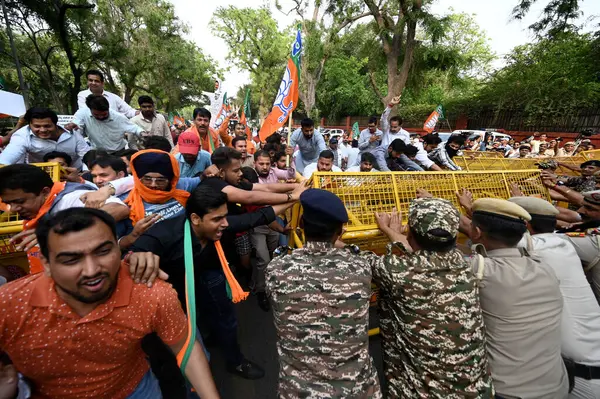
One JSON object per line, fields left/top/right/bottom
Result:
{"left": 197, "top": 269, "right": 243, "bottom": 366}
{"left": 276, "top": 217, "right": 288, "bottom": 247}
{"left": 126, "top": 370, "right": 162, "bottom": 399}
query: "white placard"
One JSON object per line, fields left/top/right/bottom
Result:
{"left": 0, "top": 90, "right": 26, "bottom": 117}
{"left": 57, "top": 115, "right": 74, "bottom": 126}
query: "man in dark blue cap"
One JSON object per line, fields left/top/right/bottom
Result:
{"left": 265, "top": 189, "right": 381, "bottom": 398}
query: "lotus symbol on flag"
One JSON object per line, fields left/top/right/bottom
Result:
{"left": 273, "top": 65, "right": 294, "bottom": 123}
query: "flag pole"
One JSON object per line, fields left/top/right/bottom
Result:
{"left": 286, "top": 113, "right": 293, "bottom": 167}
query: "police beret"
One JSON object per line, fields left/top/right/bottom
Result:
{"left": 583, "top": 190, "right": 600, "bottom": 206}
{"left": 300, "top": 189, "right": 348, "bottom": 224}
{"left": 508, "top": 197, "right": 559, "bottom": 217}
{"left": 472, "top": 198, "right": 531, "bottom": 222}
{"left": 581, "top": 160, "right": 600, "bottom": 168}
{"left": 564, "top": 142, "right": 576, "bottom": 146}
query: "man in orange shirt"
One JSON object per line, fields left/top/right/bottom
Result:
{"left": 180, "top": 108, "right": 231, "bottom": 154}
{"left": 0, "top": 208, "right": 219, "bottom": 399}
{"left": 232, "top": 121, "right": 256, "bottom": 155}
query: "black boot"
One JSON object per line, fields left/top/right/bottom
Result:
{"left": 226, "top": 358, "right": 265, "bottom": 380}
{"left": 256, "top": 292, "right": 270, "bottom": 312}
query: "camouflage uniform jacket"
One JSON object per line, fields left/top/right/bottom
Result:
{"left": 363, "top": 244, "right": 493, "bottom": 399}
{"left": 265, "top": 241, "right": 381, "bottom": 399}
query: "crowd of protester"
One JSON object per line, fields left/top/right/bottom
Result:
{"left": 1, "top": 69, "right": 600, "bottom": 399}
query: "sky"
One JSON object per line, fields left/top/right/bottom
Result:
{"left": 169, "top": 0, "right": 600, "bottom": 98}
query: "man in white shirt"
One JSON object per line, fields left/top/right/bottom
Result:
{"left": 346, "top": 153, "right": 378, "bottom": 172}
{"left": 380, "top": 96, "right": 441, "bottom": 171}
{"left": 345, "top": 139, "right": 360, "bottom": 169}
{"left": 0, "top": 107, "right": 89, "bottom": 170}
{"left": 510, "top": 196, "right": 600, "bottom": 398}
{"left": 77, "top": 69, "right": 137, "bottom": 118}
{"left": 129, "top": 95, "right": 173, "bottom": 150}
{"left": 302, "top": 150, "right": 342, "bottom": 179}
{"left": 70, "top": 95, "right": 143, "bottom": 153}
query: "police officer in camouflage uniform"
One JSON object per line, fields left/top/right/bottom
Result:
{"left": 364, "top": 198, "right": 493, "bottom": 398}
{"left": 265, "top": 189, "right": 381, "bottom": 399}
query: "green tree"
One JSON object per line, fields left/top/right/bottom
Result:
{"left": 473, "top": 32, "right": 600, "bottom": 125}
{"left": 512, "top": 0, "right": 582, "bottom": 37}
{"left": 315, "top": 11, "right": 495, "bottom": 119}
{"left": 2, "top": 0, "right": 95, "bottom": 112}
{"left": 276, "top": 0, "right": 373, "bottom": 118}
{"left": 92, "top": 0, "right": 216, "bottom": 111}
{"left": 211, "top": 6, "right": 290, "bottom": 121}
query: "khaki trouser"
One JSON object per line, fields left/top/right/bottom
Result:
{"left": 250, "top": 225, "right": 279, "bottom": 293}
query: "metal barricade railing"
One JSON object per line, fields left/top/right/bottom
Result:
{"left": 462, "top": 150, "right": 504, "bottom": 158}
{"left": 289, "top": 170, "right": 549, "bottom": 254}
{"left": 453, "top": 156, "right": 587, "bottom": 177}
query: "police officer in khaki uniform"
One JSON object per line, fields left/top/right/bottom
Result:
{"left": 562, "top": 190, "right": 600, "bottom": 304}
{"left": 468, "top": 198, "right": 569, "bottom": 399}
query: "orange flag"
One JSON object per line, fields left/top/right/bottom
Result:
{"left": 259, "top": 26, "right": 302, "bottom": 141}
{"left": 423, "top": 105, "right": 444, "bottom": 133}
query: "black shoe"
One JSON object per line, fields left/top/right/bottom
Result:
{"left": 227, "top": 359, "right": 265, "bottom": 380}
{"left": 257, "top": 292, "right": 270, "bottom": 312}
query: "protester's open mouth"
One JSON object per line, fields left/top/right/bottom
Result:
{"left": 81, "top": 276, "right": 106, "bottom": 292}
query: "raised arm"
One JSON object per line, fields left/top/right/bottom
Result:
{"left": 217, "top": 115, "right": 232, "bottom": 146}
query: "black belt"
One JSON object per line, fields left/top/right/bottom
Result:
{"left": 574, "top": 363, "right": 600, "bottom": 380}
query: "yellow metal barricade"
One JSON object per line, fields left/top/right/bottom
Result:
{"left": 287, "top": 169, "right": 550, "bottom": 338}
{"left": 0, "top": 162, "right": 63, "bottom": 260}
{"left": 583, "top": 150, "right": 600, "bottom": 160}
{"left": 462, "top": 150, "right": 504, "bottom": 159}
{"left": 289, "top": 170, "right": 549, "bottom": 254}
{"left": 454, "top": 156, "right": 586, "bottom": 177}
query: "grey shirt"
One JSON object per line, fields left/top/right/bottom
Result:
{"left": 288, "top": 128, "right": 326, "bottom": 168}
{"left": 73, "top": 108, "right": 143, "bottom": 151}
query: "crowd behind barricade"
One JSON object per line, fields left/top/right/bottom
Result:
{"left": 1, "top": 70, "right": 600, "bottom": 399}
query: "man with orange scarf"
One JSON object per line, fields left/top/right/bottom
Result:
{"left": 0, "top": 164, "right": 130, "bottom": 274}
{"left": 176, "top": 108, "right": 231, "bottom": 155}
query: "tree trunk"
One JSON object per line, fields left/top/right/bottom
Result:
{"left": 123, "top": 85, "right": 134, "bottom": 104}
{"left": 55, "top": 1, "right": 94, "bottom": 113}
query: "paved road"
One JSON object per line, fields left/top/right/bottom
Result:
{"left": 208, "top": 295, "right": 385, "bottom": 399}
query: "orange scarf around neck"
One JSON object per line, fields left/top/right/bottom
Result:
{"left": 23, "top": 181, "right": 67, "bottom": 274}
{"left": 124, "top": 149, "right": 190, "bottom": 224}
